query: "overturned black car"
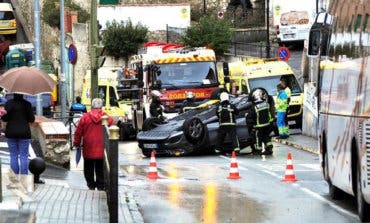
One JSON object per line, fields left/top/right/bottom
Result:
{"left": 137, "top": 88, "right": 272, "bottom": 157}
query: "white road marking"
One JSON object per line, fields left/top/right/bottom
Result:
{"left": 219, "top": 155, "right": 248, "bottom": 171}
{"left": 258, "top": 164, "right": 358, "bottom": 219}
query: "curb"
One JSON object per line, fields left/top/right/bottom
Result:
{"left": 272, "top": 137, "right": 319, "bottom": 155}
{"left": 119, "top": 188, "right": 144, "bottom": 223}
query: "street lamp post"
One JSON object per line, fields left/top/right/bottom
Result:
{"left": 60, "top": 0, "right": 67, "bottom": 122}
{"left": 34, "top": 0, "right": 42, "bottom": 115}
{"left": 265, "top": 0, "right": 271, "bottom": 58}
{"left": 203, "top": 0, "right": 206, "bottom": 14}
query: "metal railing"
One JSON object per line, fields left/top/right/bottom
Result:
{"left": 228, "top": 42, "right": 279, "bottom": 58}
{"left": 52, "top": 111, "right": 83, "bottom": 150}
{"left": 102, "top": 116, "right": 119, "bottom": 223}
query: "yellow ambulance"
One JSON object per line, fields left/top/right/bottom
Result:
{"left": 223, "top": 58, "right": 303, "bottom": 128}
{"left": 81, "top": 69, "right": 139, "bottom": 140}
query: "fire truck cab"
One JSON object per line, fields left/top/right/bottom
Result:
{"left": 124, "top": 42, "right": 221, "bottom": 133}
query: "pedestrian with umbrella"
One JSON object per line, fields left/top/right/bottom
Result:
{"left": 0, "top": 66, "right": 55, "bottom": 175}
{"left": 73, "top": 98, "right": 113, "bottom": 190}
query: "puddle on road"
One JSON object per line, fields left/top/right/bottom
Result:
{"left": 120, "top": 162, "right": 265, "bottom": 223}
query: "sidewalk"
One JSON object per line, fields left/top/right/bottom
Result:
{"left": 1, "top": 133, "right": 318, "bottom": 222}
{"left": 272, "top": 133, "right": 319, "bottom": 154}
{"left": 0, "top": 155, "right": 144, "bottom": 223}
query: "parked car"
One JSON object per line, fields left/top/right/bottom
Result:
{"left": 0, "top": 3, "right": 17, "bottom": 39}
{"left": 137, "top": 88, "right": 271, "bottom": 157}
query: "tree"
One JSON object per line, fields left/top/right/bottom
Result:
{"left": 181, "top": 16, "right": 232, "bottom": 56}
{"left": 102, "top": 20, "right": 148, "bottom": 65}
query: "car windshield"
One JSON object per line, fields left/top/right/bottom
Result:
{"left": 0, "top": 11, "right": 15, "bottom": 20}
{"left": 157, "top": 61, "right": 218, "bottom": 88}
{"left": 248, "top": 74, "right": 302, "bottom": 96}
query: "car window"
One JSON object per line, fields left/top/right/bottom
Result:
{"left": 0, "top": 11, "right": 15, "bottom": 20}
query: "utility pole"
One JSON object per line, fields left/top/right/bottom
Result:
{"left": 203, "top": 0, "right": 206, "bottom": 14}
{"left": 60, "top": 0, "right": 67, "bottom": 121}
{"left": 34, "top": 0, "right": 42, "bottom": 115}
{"left": 265, "top": 0, "right": 271, "bottom": 58}
{"left": 90, "top": 0, "right": 99, "bottom": 99}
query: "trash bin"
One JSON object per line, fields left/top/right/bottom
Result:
{"left": 5, "top": 49, "right": 27, "bottom": 69}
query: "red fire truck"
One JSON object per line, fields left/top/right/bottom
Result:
{"left": 129, "top": 42, "right": 220, "bottom": 115}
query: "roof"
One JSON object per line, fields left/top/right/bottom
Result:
{"left": 0, "top": 3, "right": 13, "bottom": 12}
{"left": 228, "top": 59, "right": 294, "bottom": 79}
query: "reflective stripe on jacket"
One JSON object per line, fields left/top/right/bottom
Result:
{"left": 216, "top": 102, "right": 238, "bottom": 126}
{"left": 254, "top": 101, "right": 273, "bottom": 128}
{"left": 276, "top": 91, "right": 288, "bottom": 112}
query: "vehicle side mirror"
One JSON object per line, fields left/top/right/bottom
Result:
{"left": 223, "top": 62, "right": 229, "bottom": 76}
{"left": 224, "top": 76, "right": 230, "bottom": 83}
{"left": 152, "top": 80, "right": 162, "bottom": 90}
{"left": 307, "top": 28, "right": 321, "bottom": 57}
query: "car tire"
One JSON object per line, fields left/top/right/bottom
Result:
{"left": 142, "top": 117, "right": 162, "bottom": 131}
{"left": 210, "top": 88, "right": 228, "bottom": 100}
{"left": 183, "top": 117, "right": 205, "bottom": 144}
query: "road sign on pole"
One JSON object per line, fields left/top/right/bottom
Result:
{"left": 277, "top": 47, "right": 291, "bottom": 61}
{"left": 68, "top": 44, "right": 77, "bottom": 65}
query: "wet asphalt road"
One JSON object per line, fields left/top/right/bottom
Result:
{"left": 119, "top": 140, "right": 360, "bottom": 223}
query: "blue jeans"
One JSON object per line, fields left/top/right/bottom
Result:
{"left": 7, "top": 138, "right": 30, "bottom": 174}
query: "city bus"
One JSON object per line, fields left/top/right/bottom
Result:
{"left": 307, "top": 0, "right": 370, "bottom": 221}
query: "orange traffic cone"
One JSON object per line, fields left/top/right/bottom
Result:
{"left": 147, "top": 151, "right": 159, "bottom": 180}
{"left": 227, "top": 151, "right": 241, "bottom": 179}
{"left": 282, "top": 153, "right": 297, "bottom": 182}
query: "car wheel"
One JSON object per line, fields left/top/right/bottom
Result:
{"left": 357, "top": 161, "right": 370, "bottom": 221}
{"left": 183, "top": 117, "right": 205, "bottom": 144}
{"left": 142, "top": 117, "right": 162, "bottom": 131}
{"left": 210, "top": 88, "right": 228, "bottom": 100}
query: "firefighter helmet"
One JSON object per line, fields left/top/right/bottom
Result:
{"left": 252, "top": 89, "right": 264, "bottom": 103}
{"left": 186, "top": 91, "right": 195, "bottom": 99}
{"left": 220, "top": 92, "right": 229, "bottom": 102}
{"left": 151, "top": 90, "right": 162, "bottom": 97}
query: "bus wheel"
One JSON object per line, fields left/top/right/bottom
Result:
{"left": 357, "top": 162, "right": 370, "bottom": 221}
{"left": 325, "top": 152, "right": 343, "bottom": 199}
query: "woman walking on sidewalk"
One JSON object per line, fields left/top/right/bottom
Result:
{"left": 73, "top": 98, "right": 113, "bottom": 190}
{"left": 1, "top": 93, "right": 35, "bottom": 174}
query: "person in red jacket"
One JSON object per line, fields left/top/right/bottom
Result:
{"left": 73, "top": 98, "right": 113, "bottom": 190}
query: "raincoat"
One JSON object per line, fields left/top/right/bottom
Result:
{"left": 73, "top": 109, "right": 113, "bottom": 159}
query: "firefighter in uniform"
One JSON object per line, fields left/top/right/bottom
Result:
{"left": 276, "top": 84, "right": 290, "bottom": 138}
{"left": 215, "top": 92, "right": 240, "bottom": 154}
{"left": 150, "top": 90, "right": 165, "bottom": 121}
{"left": 179, "top": 91, "right": 196, "bottom": 113}
{"left": 246, "top": 89, "right": 274, "bottom": 155}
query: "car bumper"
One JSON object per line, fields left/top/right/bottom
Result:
{"left": 137, "top": 131, "right": 195, "bottom": 156}
{"left": 0, "top": 29, "right": 17, "bottom": 35}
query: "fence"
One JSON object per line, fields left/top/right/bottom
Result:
{"left": 228, "top": 42, "right": 279, "bottom": 58}
{"left": 102, "top": 116, "right": 119, "bottom": 223}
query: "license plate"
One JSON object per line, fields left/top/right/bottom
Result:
{"left": 283, "top": 34, "right": 295, "bottom": 38}
{"left": 288, "top": 120, "right": 296, "bottom": 125}
{"left": 144, "top": 143, "right": 158, "bottom": 149}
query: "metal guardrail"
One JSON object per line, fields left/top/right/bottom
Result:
{"left": 102, "top": 116, "right": 119, "bottom": 223}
